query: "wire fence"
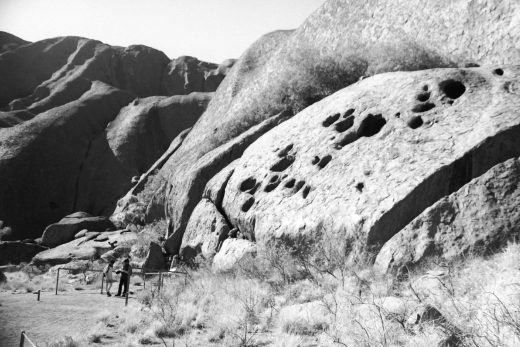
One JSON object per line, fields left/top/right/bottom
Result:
{"left": 53, "top": 266, "right": 190, "bottom": 306}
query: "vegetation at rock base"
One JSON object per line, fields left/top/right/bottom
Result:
{"left": 49, "top": 239, "right": 519, "bottom": 346}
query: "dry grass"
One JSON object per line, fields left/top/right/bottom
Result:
{"left": 106, "top": 241, "right": 520, "bottom": 347}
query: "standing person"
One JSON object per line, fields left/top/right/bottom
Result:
{"left": 103, "top": 259, "right": 115, "bottom": 297}
{"left": 115, "top": 259, "right": 132, "bottom": 297}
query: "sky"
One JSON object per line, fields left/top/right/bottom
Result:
{"left": 0, "top": 0, "right": 326, "bottom": 63}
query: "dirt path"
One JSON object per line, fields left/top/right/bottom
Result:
{"left": 0, "top": 289, "right": 137, "bottom": 346}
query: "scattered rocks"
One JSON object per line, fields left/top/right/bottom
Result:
{"left": 41, "top": 213, "right": 114, "bottom": 247}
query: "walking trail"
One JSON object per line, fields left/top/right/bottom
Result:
{"left": 0, "top": 289, "right": 137, "bottom": 346}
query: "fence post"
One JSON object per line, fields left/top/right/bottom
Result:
{"left": 19, "top": 331, "right": 25, "bottom": 347}
{"left": 158, "top": 272, "right": 162, "bottom": 293}
{"left": 142, "top": 269, "right": 146, "bottom": 290}
{"left": 55, "top": 268, "right": 60, "bottom": 295}
{"left": 125, "top": 271, "right": 130, "bottom": 307}
{"left": 100, "top": 273, "right": 104, "bottom": 294}
{"left": 37, "top": 290, "right": 40, "bottom": 301}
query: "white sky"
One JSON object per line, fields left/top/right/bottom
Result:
{"left": 0, "top": 0, "right": 325, "bottom": 63}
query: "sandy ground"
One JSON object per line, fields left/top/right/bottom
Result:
{"left": 0, "top": 289, "right": 137, "bottom": 347}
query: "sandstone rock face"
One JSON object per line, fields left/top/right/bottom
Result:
{"left": 0, "top": 31, "right": 28, "bottom": 53}
{"left": 0, "top": 34, "right": 227, "bottom": 240}
{"left": 0, "top": 241, "right": 47, "bottom": 265}
{"left": 374, "top": 157, "right": 520, "bottom": 274}
{"left": 33, "top": 231, "right": 137, "bottom": 266}
{"left": 142, "top": 242, "right": 166, "bottom": 271}
{"left": 41, "top": 212, "right": 115, "bottom": 248}
{"left": 209, "top": 66, "right": 520, "bottom": 261}
{"left": 212, "top": 239, "right": 256, "bottom": 272}
{"left": 148, "top": 0, "right": 520, "bottom": 256}
{"left": 180, "top": 198, "right": 229, "bottom": 260}
{"left": 161, "top": 56, "right": 234, "bottom": 95}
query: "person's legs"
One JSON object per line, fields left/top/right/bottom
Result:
{"left": 122, "top": 275, "right": 128, "bottom": 295}
{"left": 106, "top": 279, "right": 112, "bottom": 296}
{"left": 116, "top": 277, "right": 124, "bottom": 296}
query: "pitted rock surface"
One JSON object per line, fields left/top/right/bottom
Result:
{"left": 150, "top": 0, "right": 520, "bottom": 254}
{"left": 216, "top": 66, "right": 520, "bottom": 255}
{"left": 374, "top": 157, "right": 520, "bottom": 274}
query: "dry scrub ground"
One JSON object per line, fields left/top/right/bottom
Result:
{"left": 1, "top": 243, "right": 520, "bottom": 346}
{"left": 0, "top": 289, "right": 138, "bottom": 346}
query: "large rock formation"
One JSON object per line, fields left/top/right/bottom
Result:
{"left": 0, "top": 34, "right": 230, "bottom": 240}
{"left": 142, "top": 0, "right": 520, "bottom": 256}
{"left": 181, "top": 65, "right": 520, "bottom": 265}
{"left": 0, "top": 31, "right": 28, "bottom": 53}
{"left": 374, "top": 157, "right": 520, "bottom": 274}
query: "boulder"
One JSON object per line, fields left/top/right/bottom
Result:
{"left": 142, "top": 242, "right": 166, "bottom": 271}
{"left": 0, "top": 241, "right": 47, "bottom": 265}
{"left": 212, "top": 239, "right": 256, "bottom": 272}
{"left": 209, "top": 66, "right": 520, "bottom": 260}
{"left": 101, "top": 245, "right": 132, "bottom": 262}
{"left": 179, "top": 199, "right": 230, "bottom": 260}
{"left": 144, "top": 0, "right": 520, "bottom": 259}
{"left": 41, "top": 213, "right": 115, "bottom": 247}
{"left": 374, "top": 157, "right": 520, "bottom": 274}
{"left": 74, "top": 229, "right": 87, "bottom": 239}
{"left": 33, "top": 231, "right": 137, "bottom": 266}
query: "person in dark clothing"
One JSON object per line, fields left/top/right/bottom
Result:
{"left": 115, "top": 259, "right": 132, "bottom": 296}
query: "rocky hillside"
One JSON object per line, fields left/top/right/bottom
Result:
{"left": 115, "top": 0, "right": 520, "bottom": 271}
{"left": 0, "top": 32, "right": 232, "bottom": 240}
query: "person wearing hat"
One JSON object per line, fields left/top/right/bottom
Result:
{"left": 115, "top": 258, "right": 132, "bottom": 297}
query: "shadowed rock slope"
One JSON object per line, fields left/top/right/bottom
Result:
{"left": 0, "top": 34, "right": 230, "bottom": 240}
{"left": 131, "top": 0, "right": 520, "bottom": 255}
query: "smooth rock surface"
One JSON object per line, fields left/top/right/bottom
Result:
{"left": 212, "top": 239, "right": 256, "bottom": 272}
{"left": 374, "top": 157, "right": 520, "bottom": 274}
{"left": 179, "top": 198, "right": 229, "bottom": 260}
{"left": 0, "top": 35, "right": 227, "bottom": 240}
{"left": 142, "top": 242, "right": 166, "bottom": 271}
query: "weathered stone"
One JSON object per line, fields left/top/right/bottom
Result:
{"left": 41, "top": 213, "right": 115, "bottom": 247}
{"left": 150, "top": 0, "right": 520, "bottom": 261}
{"left": 212, "top": 239, "right": 256, "bottom": 272}
{"left": 74, "top": 229, "right": 88, "bottom": 239}
{"left": 180, "top": 199, "right": 229, "bottom": 260}
{"left": 101, "top": 245, "right": 132, "bottom": 262}
{"left": 33, "top": 231, "right": 137, "bottom": 266}
{"left": 142, "top": 242, "right": 166, "bottom": 271}
{"left": 0, "top": 34, "right": 228, "bottom": 241}
{"left": 375, "top": 157, "right": 520, "bottom": 274}
{"left": 0, "top": 241, "right": 47, "bottom": 265}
